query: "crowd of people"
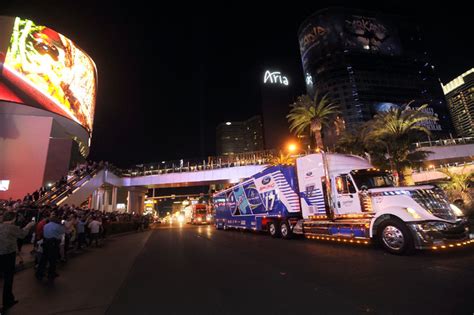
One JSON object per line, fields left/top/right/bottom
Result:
{"left": 0, "top": 199, "right": 150, "bottom": 313}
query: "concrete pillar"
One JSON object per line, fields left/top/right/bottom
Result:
{"left": 126, "top": 187, "right": 148, "bottom": 214}
{"left": 91, "top": 190, "right": 99, "bottom": 210}
{"left": 127, "top": 191, "right": 132, "bottom": 214}
{"left": 111, "top": 186, "right": 118, "bottom": 212}
{"left": 103, "top": 189, "right": 109, "bottom": 212}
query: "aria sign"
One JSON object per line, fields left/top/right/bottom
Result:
{"left": 263, "top": 70, "right": 289, "bottom": 86}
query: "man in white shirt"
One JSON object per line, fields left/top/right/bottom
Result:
{"left": 88, "top": 217, "right": 102, "bottom": 247}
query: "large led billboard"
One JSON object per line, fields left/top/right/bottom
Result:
{"left": 0, "top": 16, "right": 97, "bottom": 133}
{"left": 298, "top": 9, "right": 402, "bottom": 70}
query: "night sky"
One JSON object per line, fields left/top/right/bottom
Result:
{"left": 1, "top": 1, "right": 472, "bottom": 167}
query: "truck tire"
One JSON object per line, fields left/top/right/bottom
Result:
{"left": 268, "top": 222, "right": 280, "bottom": 238}
{"left": 280, "top": 221, "right": 292, "bottom": 239}
{"left": 377, "top": 219, "right": 415, "bottom": 255}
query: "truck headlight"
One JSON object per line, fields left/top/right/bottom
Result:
{"left": 405, "top": 207, "right": 422, "bottom": 219}
{"left": 197, "top": 217, "right": 202, "bottom": 222}
{"left": 418, "top": 221, "right": 450, "bottom": 232}
{"left": 450, "top": 204, "right": 464, "bottom": 217}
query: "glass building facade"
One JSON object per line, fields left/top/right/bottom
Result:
{"left": 298, "top": 8, "right": 454, "bottom": 141}
{"left": 216, "top": 116, "right": 264, "bottom": 155}
{"left": 442, "top": 69, "right": 474, "bottom": 137}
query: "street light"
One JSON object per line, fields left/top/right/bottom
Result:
{"left": 288, "top": 143, "right": 297, "bottom": 153}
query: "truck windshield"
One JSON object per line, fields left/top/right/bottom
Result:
{"left": 196, "top": 209, "right": 207, "bottom": 214}
{"left": 351, "top": 171, "right": 395, "bottom": 189}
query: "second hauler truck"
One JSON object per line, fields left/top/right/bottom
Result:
{"left": 213, "top": 153, "right": 471, "bottom": 254}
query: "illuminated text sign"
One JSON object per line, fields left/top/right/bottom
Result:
{"left": 264, "top": 71, "right": 289, "bottom": 86}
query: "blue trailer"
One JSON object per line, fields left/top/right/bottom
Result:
{"left": 213, "top": 165, "right": 305, "bottom": 238}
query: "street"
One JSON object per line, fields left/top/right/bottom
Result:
{"left": 5, "top": 224, "right": 474, "bottom": 314}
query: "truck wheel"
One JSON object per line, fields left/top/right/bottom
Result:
{"left": 268, "top": 222, "right": 280, "bottom": 238}
{"left": 377, "top": 219, "right": 415, "bottom": 255}
{"left": 280, "top": 221, "right": 292, "bottom": 239}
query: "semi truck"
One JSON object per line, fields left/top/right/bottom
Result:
{"left": 213, "top": 153, "right": 472, "bottom": 254}
{"left": 190, "top": 204, "right": 212, "bottom": 225}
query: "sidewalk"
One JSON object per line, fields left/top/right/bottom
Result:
{"left": 6, "top": 230, "right": 153, "bottom": 315}
{"left": 11, "top": 228, "right": 152, "bottom": 273}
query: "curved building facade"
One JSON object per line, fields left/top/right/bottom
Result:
{"left": 0, "top": 16, "right": 98, "bottom": 199}
{"left": 298, "top": 8, "right": 454, "bottom": 144}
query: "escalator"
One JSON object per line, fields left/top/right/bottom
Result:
{"left": 36, "top": 167, "right": 105, "bottom": 206}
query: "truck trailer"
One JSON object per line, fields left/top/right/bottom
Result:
{"left": 213, "top": 153, "right": 472, "bottom": 254}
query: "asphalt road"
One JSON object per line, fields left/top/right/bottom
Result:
{"left": 108, "top": 224, "right": 474, "bottom": 315}
{"left": 5, "top": 224, "right": 474, "bottom": 314}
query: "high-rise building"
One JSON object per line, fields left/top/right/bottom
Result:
{"left": 216, "top": 116, "right": 264, "bottom": 155}
{"left": 442, "top": 69, "right": 474, "bottom": 137}
{"left": 298, "top": 8, "right": 454, "bottom": 146}
{"left": 260, "top": 67, "right": 297, "bottom": 150}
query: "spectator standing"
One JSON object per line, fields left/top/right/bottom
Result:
{"left": 76, "top": 216, "right": 86, "bottom": 249}
{"left": 39, "top": 186, "right": 46, "bottom": 198}
{"left": 14, "top": 213, "right": 27, "bottom": 266}
{"left": 63, "top": 215, "right": 75, "bottom": 262}
{"left": 88, "top": 217, "right": 102, "bottom": 247}
{"left": 32, "top": 190, "right": 39, "bottom": 202}
{"left": 0, "top": 211, "right": 35, "bottom": 313}
{"left": 35, "top": 212, "right": 64, "bottom": 280}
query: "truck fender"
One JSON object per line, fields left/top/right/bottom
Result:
{"left": 370, "top": 207, "right": 416, "bottom": 238}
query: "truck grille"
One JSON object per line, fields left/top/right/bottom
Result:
{"left": 411, "top": 189, "right": 456, "bottom": 221}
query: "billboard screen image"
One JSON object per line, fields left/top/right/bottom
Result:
{"left": 0, "top": 17, "right": 97, "bottom": 133}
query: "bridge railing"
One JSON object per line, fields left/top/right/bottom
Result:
{"left": 412, "top": 136, "right": 474, "bottom": 149}
{"left": 121, "top": 150, "right": 276, "bottom": 177}
{"left": 411, "top": 161, "right": 474, "bottom": 174}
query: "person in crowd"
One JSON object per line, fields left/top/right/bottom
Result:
{"left": 34, "top": 211, "right": 49, "bottom": 268}
{"left": 88, "top": 216, "right": 102, "bottom": 247}
{"left": 38, "top": 186, "right": 46, "bottom": 199}
{"left": 0, "top": 211, "right": 35, "bottom": 313}
{"left": 63, "top": 214, "right": 75, "bottom": 262}
{"left": 76, "top": 216, "right": 86, "bottom": 250}
{"left": 22, "top": 194, "right": 32, "bottom": 203}
{"left": 14, "top": 213, "right": 27, "bottom": 266}
{"left": 32, "top": 190, "right": 40, "bottom": 202}
{"left": 35, "top": 211, "right": 64, "bottom": 281}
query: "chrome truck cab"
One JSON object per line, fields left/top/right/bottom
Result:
{"left": 367, "top": 182, "right": 470, "bottom": 252}
{"left": 294, "top": 153, "right": 472, "bottom": 254}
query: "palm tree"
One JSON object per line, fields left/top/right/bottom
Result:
{"left": 335, "top": 126, "right": 369, "bottom": 156}
{"left": 439, "top": 166, "right": 474, "bottom": 210}
{"left": 366, "top": 104, "right": 437, "bottom": 185}
{"left": 287, "top": 92, "right": 339, "bottom": 151}
{"left": 269, "top": 151, "right": 295, "bottom": 167}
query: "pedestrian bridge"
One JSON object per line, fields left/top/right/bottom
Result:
{"left": 57, "top": 140, "right": 473, "bottom": 211}
{"left": 109, "top": 165, "right": 268, "bottom": 188}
